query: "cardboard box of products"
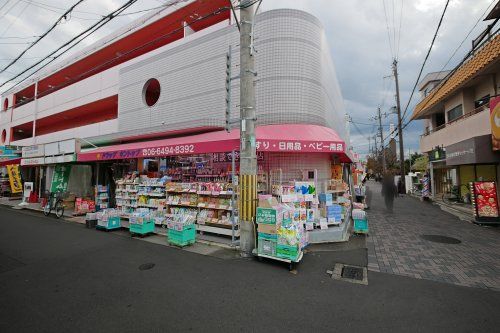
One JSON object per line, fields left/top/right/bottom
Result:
{"left": 258, "top": 223, "right": 277, "bottom": 234}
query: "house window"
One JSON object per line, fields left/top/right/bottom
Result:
{"left": 474, "top": 95, "right": 490, "bottom": 108}
{"left": 447, "top": 104, "right": 463, "bottom": 122}
{"left": 1, "top": 129, "right": 6, "bottom": 143}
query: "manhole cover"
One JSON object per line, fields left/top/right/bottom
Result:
{"left": 420, "top": 234, "right": 461, "bottom": 244}
{"left": 138, "top": 263, "right": 155, "bottom": 271}
{"left": 341, "top": 266, "right": 364, "bottom": 281}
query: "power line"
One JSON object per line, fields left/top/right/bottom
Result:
{"left": 0, "top": 0, "right": 13, "bottom": 13}
{"left": 0, "top": 0, "right": 140, "bottom": 89}
{"left": 382, "top": 0, "right": 394, "bottom": 59}
{"left": 0, "top": 0, "right": 20, "bottom": 19}
{"left": 0, "top": 35, "right": 40, "bottom": 39}
{"left": 436, "top": 0, "right": 496, "bottom": 79}
{"left": 399, "top": 0, "right": 450, "bottom": 124}
{"left": 20, "top": 0, "right": 101, "bottom": 16}
{"left": 0, "top": 1, "right": 30, "bottom": 37}
{"left": 2, "top": 1, "right": 227, "bottom": 94}
{"left": 0, "top": 0, "right": 85, "bottom": 74}
{"left": 15, "top": 0, "right": 100, "bottom": 20}
{"left": 396, "top": 0, "right": 403, "bottom": 59}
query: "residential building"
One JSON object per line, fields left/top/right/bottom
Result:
{"left": 412, "top": 15, "right": 500, "bottom": 201}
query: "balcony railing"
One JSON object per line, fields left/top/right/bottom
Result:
{"left": 421, "top": 102, "right": 489, "bottom": 137}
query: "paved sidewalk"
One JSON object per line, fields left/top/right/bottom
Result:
{"left": 365, "top": 181, "right": 500, "bottom": 291}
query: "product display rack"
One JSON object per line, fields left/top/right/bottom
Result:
{"left": 165, "top": 182, "right": 238, "bottom": 237}
{"left": 115, "top": 180, "right": 139, "bottom": 217}
{"left": 95, "top": 185, "right": 109, "bottom": 211}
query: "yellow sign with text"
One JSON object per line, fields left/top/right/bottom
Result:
{"left": 7, "top": 164, "right": 22, "bottom": 193}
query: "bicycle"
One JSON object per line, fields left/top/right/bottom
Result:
{"left": 42, "top": 191, "right": 66, "bottom": 218}
{"left": 441, "top": 184, "right": 470, "bottom": 205}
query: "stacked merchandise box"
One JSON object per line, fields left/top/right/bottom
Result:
{"left": 129, "top": 208, "right": 155, "bottom": 235}
{"left": 96, "top": 209, "right": 121, "bottom": 230}
{"left": 166, "top": 209, "right": 197, "bottom": 247}
{"left": 352, "top": 209, "right": 368, "bottom": 234}
{"left": 256, "top": 199, "right": 279, "bottom": 257}
{"left": 256, "top": 195, "right": 305, "bottom": 262}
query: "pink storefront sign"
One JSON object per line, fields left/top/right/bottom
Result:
{"left": 77, "top": 124, "right": 348, "bottom": 162}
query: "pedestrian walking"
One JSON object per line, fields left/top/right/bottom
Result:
{"left": 382, "top": 173, "right": 397, "bottom": 213}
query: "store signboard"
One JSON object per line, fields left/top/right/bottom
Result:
{"left": 446, "top": 135, "right": 500, "bottom": 166}
{"left": 490, "top": 96, "right": 500, "bottom": 151}
{"left": 50, "top": 165, "right": 72, "bottom": 193}
{"left": 79, "top": 139, "right": 346, "bottom": 162}
{"left": 44, "top": 154, "right": 76, "bottom": 164}
{"left": 0, "top": 146, "right": 21, "bottom": 156}
{"left": 6, "top": 164, "right": 22, "bottom": 193}
{"left": 44, "top": 142, "right": 59, "bottom": 156}
{"left": 428, "top": 147, "right": 446, "bottom": 162}
{"left": 22, "top": 145, "right": 44, "bottom": 158}
{"left": 256, "top": 207, "right": 277, "bottom": 224}
{"left": 471, "top": 181, "right": 499, "bottom": 218}
{"left": 21, "top": 157, "right": 45, "bottom": 166}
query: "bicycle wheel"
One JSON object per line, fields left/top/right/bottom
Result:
{"left": 55, "top": 200, "right": 65, "bottom": 219}
{"left": 43, "top": 202, "right": 51, "bottom": 216}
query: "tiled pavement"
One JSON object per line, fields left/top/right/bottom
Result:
{"left": 365, "top": 181, "right": 500, "bottom": 291}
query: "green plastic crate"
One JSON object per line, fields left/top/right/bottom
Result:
{"left": 353, "top": 219, "right": 368, "bottom": 233}
{"left": 258, "top": 238, "right": 277, "bottom": 257}
{"left": 168, "top": 224, "right": 196, "bottom": 246}
{"left": 276, "top": 244, "right": 299, "bottom": 261}
{"left": 130, "top": 220, "right": 155, "bottom": 235}
{"left": 257, "top": 232, "right": 278, "bottom": 241}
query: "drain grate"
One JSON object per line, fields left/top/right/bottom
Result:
{"left": 341, "top": 266, "right": 364, "bottom": 281}
{"left": 138, "top": 263, "right": 155, "bottom": 271}
{"left": 327, "top": 263, "right": 368, "bottom": 285}
{"left": 420, "top": 234, "right": 461, "bottom": 244}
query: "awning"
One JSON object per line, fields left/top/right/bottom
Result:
{"left": 0, "top": 157, "right": 21, "bottom": 167}
{"left": 77, "top": 124, "right": 350, "bottom": 162}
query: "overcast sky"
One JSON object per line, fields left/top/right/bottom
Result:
{"left": 0, "top": 0, "right": 496, "bottom": 157}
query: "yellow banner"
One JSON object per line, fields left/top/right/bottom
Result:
{"left": 7, "top": 164, "right": 22, "bottom": 194}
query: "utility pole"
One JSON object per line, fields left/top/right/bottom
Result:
{"left": 377, "top": 107, "right": 386, "bottom": 173}
{"left": 393, "top": 59, "right": 405, "bottom": 191}
{"left": 238, "top": 0, "right": 258, "bottom": 256}
{"left": 368, "top": 136, "right": 371, "bottom": 155}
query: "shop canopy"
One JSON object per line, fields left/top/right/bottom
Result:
{"left": 77, "top": 124, "right": 351, "bottom": 162}
{"left": 0, "top": 157, "right": 21, "bottom": 167}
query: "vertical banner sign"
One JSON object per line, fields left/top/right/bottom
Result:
{"left": 6, "top": 164, "right": 22, "bottom": 193}
{"left": 490, "top": 96, "right": 500, "bottom": 151}
{"left": 50, "top": 165, "right": 72, "bottom": 193}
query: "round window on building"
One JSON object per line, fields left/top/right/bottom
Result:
{"left": 1, "top": 129, "right": 6, "bottom": 143}
{"left": 3, "top": 98, "right": 8, "bottom": 112}
{"left": 143, "top": 78, "right": 161, "bottom": 107}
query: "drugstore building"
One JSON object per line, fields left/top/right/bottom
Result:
{"left": 1, "top": 2, "right": 354, "bottom": 241}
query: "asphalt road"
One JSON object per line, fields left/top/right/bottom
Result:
{"left": 1, "top": 205, "right": 499, "bottom": 332}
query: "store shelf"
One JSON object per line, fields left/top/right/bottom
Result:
{"left": 197, "top": 203, "right": 233, "bottom": 211}
{"left": 137, "top": 193, "right": 165, "bottom": 197}
{"left": 196, "top": 224, "right": 240, "bottom": 237}
{"left": 137, "top": 184, "right": 165, "bottom": 187}
{"left": 197, "top": 191, "right": 233, "bottom": 196}
{"left": 166, "top": 189, "right": 197, "bottom": 193}
{"left": 167, "top": 203, "right": 198, "bottom": 208}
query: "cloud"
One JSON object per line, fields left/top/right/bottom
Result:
{"left": 0, "top": 0, "right": 494, "bottom": 159}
